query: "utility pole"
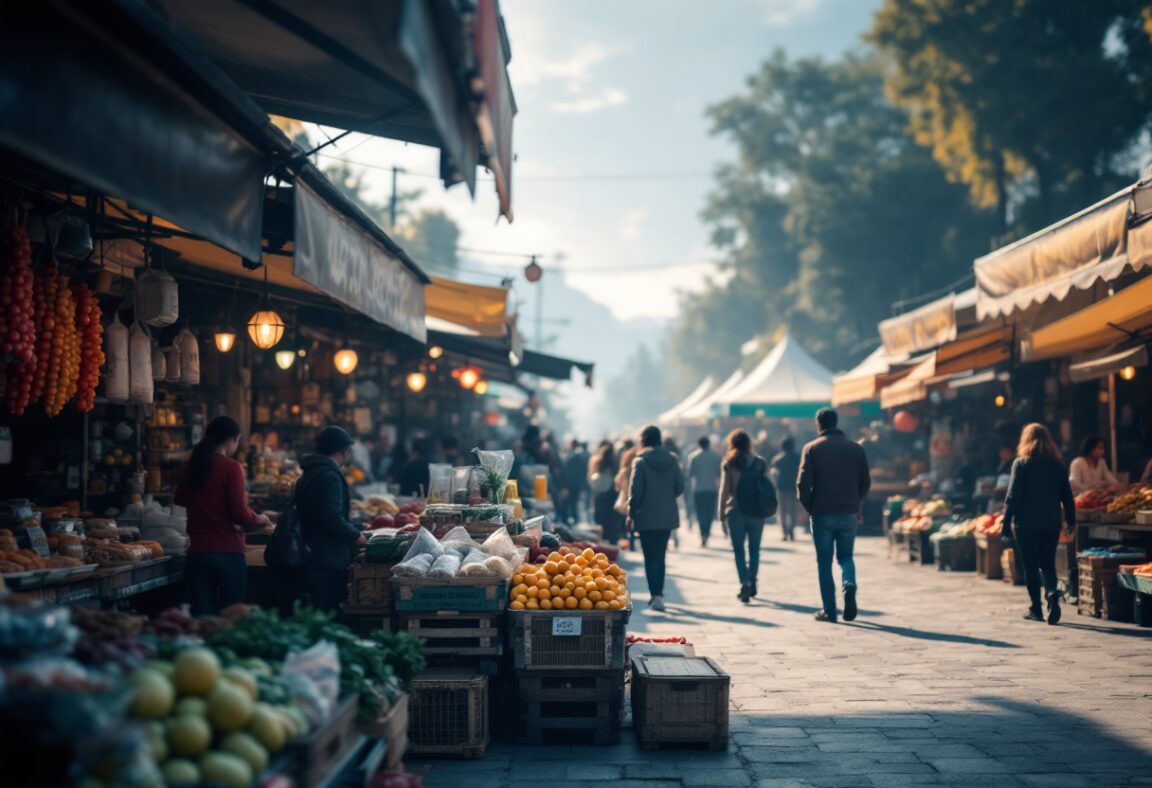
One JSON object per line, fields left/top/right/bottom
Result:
{"left": 389, "top": 166, "right": 403, "bottom": 229}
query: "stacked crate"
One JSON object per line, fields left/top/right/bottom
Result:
{"left": 407, "top": 668, "right": 489, "bottom": 759}
{"left": 393, "top": 576, "right": 508, "bottom": 675}
{"left": 1077, "top": 555, "right": 1134, "bottom": 621}
{"left": 341, "top": 563, "right": 395, "bottom": 635}
{"left": 508, "top": 608, "right": 629, "bottom": 745}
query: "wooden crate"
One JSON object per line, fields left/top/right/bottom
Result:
{"left": 1001, "top": 548, "right": 1024, "bottom": 586}
{"left": 510, "top": 608, "right": 629, "bottom": 671}
{"left": 518, "top": 670, "right": 624, "bottom": 746}
{"left": 935, "top": 537, "right": 976, "bottom": 572}
{"left": 1077, "top": 560, "right": 1131, "bottom": 620}
{"left": 348, "top": 563, "right": 394, "bottom": 609}
{"left": 974, "top": 532, "right": 1004, "bottom": 580}
{"left": 907, "top": 531, "right": 935, "bottom": 565}
{"left": 408, "top": 669, "right": 488, "bottom": 759}
{"left": 631, "top": 656, "right": 729, "bottom": 751}
{"left": 362, "top": 693, "right": 409, "bottom": 769}
{"left": 393, "top": 576, "right": 508, "bottom": 613}
{"left": 398, "top": 611, "right": 503, "bottom": 661}
{"left": 290, "top": 695, "right": 361, "bottom": 788}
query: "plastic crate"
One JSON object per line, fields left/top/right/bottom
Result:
{"left": 393, "top": 576, "right": 508, "bottom": 613}
{"left": 631, "top": 656, "right": 729, "bottom": 750}
{"left": 510, "top": 608, "right": 629, "bottom": 671}
{"left": 934, "top": 537, "right": 976, "bottom": 572}
{"left": 408, "top": 669, "right": 488, "bottom": 759}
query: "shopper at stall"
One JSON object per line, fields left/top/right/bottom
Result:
{"left": 719, "top": 430, "right": 772, "bottom": 603}
{"left": 296, "top": 426, "right": 367, "bottom": 613}
{"left": 627, "top": 425, "right": 684, "bottom": 612}
{"left": 686, "top": 436, "right": 722, "bottom": 547}
{"left": 175, "top": 416, "right": 271, "bottom": 617}
{"left": 589, "top": 441, "right": 623, "bottom": 543}
{"left": 798, "top": 408, "right": 871, "bottom": 623}
{"left": 771, "top": 437, "right": 802, "bottom": 541}
{"left": 1069, "top": 435, "right": 1123, "bottom": 494}
{"left": 1003, "top": 423, "right": 1076, "bottom": 625}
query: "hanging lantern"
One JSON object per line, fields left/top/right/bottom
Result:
{"left": 214, "top": 332, "right": 236, "bottom": 353}
{"left": 406, "top": 371, "right": 427, "bottom": 393}
{"left": 994, "top": 394, "right": 1007, "bottom": 408}
{"left": 473, "top": 379, "right": 489, "bottom": 396}
{"left": 275, "top": 350, "right": 296, "bottom": 370}
{"left": 524, "top": 258, "right": 542, "bottom": 283}
{"left": 892, "top": 410, "right": 919, "bottom": 433}
{"left": 136, "top": 268, "right": 179, "bottom": 327}
{"left": 247, "top": 308, "right": 285, "bottom": 349}
{"left": 428, "top": 345, "right": 444, "bottom": 359}
{"left": 334, "top": 347, "right": 359, "bottom": 375}
{"left": 459, "top": 367, "right": 480, "bottom": 390}
{"left": 1119, "top": 365, "right": 1137, "bottom": 381}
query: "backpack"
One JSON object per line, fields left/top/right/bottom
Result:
{"left": 736, "top": 457, "right": 778, "bottom": 518}
{"left": 264, "top": 471, "right": 322, "bottom": 570}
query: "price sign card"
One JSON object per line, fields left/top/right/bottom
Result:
{"left": 551, "top": 616, "right": 582, "bottom": 637}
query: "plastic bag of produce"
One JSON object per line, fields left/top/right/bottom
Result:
{"left": 128, "top": 321, "right": 153, "bottom": 404}
{"left": 450, "top": 466, "right": 475, "bottom": 504}
{"left": 427, "top": 464, "right": 453, "bottom": 504}
{"left": 439, "top": 525, "right": 472, "bottom": 546}
{"left": 458, "top": 548, "right": 490, "bottom": 576}
{"left": 429, "top": 552, "right": 462, "bottom": 578}
{"left": 400, "top": 525, "right": 444, "bottom": 562}
{"left": 480, "top": 526, "right": 519, "bottom": 563}
{"left": 475, "top": 448, "right": 515, "bottom": 502}
{"left": 482, "top": 555, "right": 514, "bottom": 578}
{"left": 392, "top": 553, "right": 434, "bottom": 577}
{"left": 103, "top": 313, "right": 130, "bottom": 402}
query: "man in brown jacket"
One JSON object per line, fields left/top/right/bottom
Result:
{"left": 798, "top": 408, "right": 871, "bottom": 623}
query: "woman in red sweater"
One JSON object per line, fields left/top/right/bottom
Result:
{"left": 175, "top": 416, "right": 269, "bottom": 616}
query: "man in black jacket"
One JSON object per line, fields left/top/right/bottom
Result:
{"left": 798, "top": 409, "right": 871, "bottom": 623}
{"left": 297, "top": 426, "right": 366, "bottom": 613}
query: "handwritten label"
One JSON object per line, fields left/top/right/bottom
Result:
{"left": 551, "top": 617, "right": 582, "bottom": 637}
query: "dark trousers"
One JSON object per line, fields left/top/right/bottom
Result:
{"left": 186, "top": 552, "right": 246, "bottom": 617}
{"left": 694, "top": 491, "right": 718, "bottom": 542}
{"left": 778, "top": 497, "right": 799, "bottom": 539}
{"left": 1014, "top": 528, "right": 1059, "bottom": 609}
{"left": 728, "top": 512, "right": 765, "bottom": 586}
{"left": 639, "top": 530, "right": 672, "bottom": 597}
{"left": 303, "top": 566, "right": 349, "bottom": 613}
{"left": 594, "top": 491, "right": 623, "bottom": 543}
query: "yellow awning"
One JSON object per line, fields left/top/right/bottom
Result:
{"left": 879, "top": 293, "right": 960, "bottom": 357}
{"left": 880, "top": 356, "right": 935, "bottom": 409}
{"left": 831, "top": 347, "right": 891, "bottom": 406}
{"left": 934, "top": 325, "right": 1013, "bottom": 377}
{"left": 424, "top": 277, "right": 509, "bottom": 338}
{"left": 1022, "top": 276, "right": 1152, "bottom": 361}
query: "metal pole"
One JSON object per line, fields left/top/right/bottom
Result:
{"left": 1108, "top": 373, "right": 1118, "bottom": 473}
{"left": 534, "top": 277, "right": 543, "bottom": 349}
{"left": 389, "top": 166, "right": 399, "bottom": 228}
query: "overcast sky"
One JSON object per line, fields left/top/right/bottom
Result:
{"left": 317, "top": 0, "right": 879, "bottom": 322}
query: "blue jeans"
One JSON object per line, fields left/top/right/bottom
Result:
{"left": 812, "top": 514, "right": 858, "bottom": 615}
{"left": 729, "top": 512, "right": 765, "bottom": 586}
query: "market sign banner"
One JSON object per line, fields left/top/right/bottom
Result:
{"left": 294, "top": 181, "right": 427, "bottom": 343}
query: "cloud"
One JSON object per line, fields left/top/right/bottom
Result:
{"left": 760, "top": 0, "right": 824, "bottom": 26}
{"left": 550, "top": 87, "right": 628, "bottom": 115}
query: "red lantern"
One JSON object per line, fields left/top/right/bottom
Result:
{"left": 524, "top": 259, "right": 542, "bottom": 283}
{"left": 893, "top": 410, "right": 919, "bottom": 433}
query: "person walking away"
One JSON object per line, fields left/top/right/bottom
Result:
{"left": 719, "top": 430, "right": 775, "bottom": 603}
{"left": 628, "top": 426, "right": 684, "bottom": 611}
{"left": 296, "top": 427, "right": 367, "bottom": 613}
{"left": 562, "top": 440, "right": 591, "bottom": 524}
{"left": 615, "top": 443, "right": 640, "bottom": 549}
{"left": 798, "top": 408, "right": 871, "bottom": 623}
{"left": 1068, "top": 435, "right": 1123, "bottom": 495}
{"left": 175, "top": 416, "right": 271, "bottom": 616}
{"left": 589, "top": 441, "right": 622, "bottom": 543}
{"left": 771, "top": 437, "right": 801, "bottom": 541}
{"left": 686, "top": 436, "right": 722, "bottom": 547}
{"left": 1003, "top": 423, "right": 1076, "bottom": 624}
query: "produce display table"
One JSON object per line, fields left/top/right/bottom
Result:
{"left": 974, "top": 532, "right": 1004, "bottom": 580}
{"left": 1117, "top": 573, "right": 1152, "bottom": 627}
{"left": 8, "top": 557, "right": 182, "bottom": 608}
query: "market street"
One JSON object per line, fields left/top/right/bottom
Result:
{"left": 414, "top": 532, "right": 1152, "bottom": 788}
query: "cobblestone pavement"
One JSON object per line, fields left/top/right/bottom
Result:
{"left": 412, "top": 531, "right": 1152, "bottom": 787}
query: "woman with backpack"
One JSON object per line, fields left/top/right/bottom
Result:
{"left": 719, "top": 429, "right": 776, "bottom": 604}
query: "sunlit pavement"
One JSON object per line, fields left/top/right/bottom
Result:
{"left": 413, "top": 530, "right": 1152, "bottom": 787}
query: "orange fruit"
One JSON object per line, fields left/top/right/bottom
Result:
{"left": 536, "top": 578, "right": 550, "bottom": 590}
{"left": 527, "top": 587, "right": 540, "bottom": 599}
{"left": 526, "top": 598, "right": 539, "bottom": 610}
{"left": 564, "top": 581, "right": 576, "bottom": 591}
{"left": 565, "top": 596, "right": 579, "bottom": 610}
{"left": 512, "top": 583, "right": 528, "bottom": 596}
{"left": 551, "top": 585, "right": 564, "bottom": 597}
{"left": 589, "top": 590, "right": 603, "bottom": 603}
{"left": 548, "top": 552, "right": 563, "bottom": 563}
{"left": 579, "top": 598, "right": 594, "bottom": 610}
{"left": 559, "top": 546, "right": 573, "bottom": 555}
{"left": 512, "top": 574, "right": 524, "bottom": 586}
{"left": 543, "top": 561, "right": 559, "bottom": 575}
{"left": 591, "top": 568, "right": 605, "bottom": 579}
{"left": 581, "top": 548, "right": 595, "bottom": 560}
{"left": 516, "top": 594, "right": 529, "bottom": 605}
{"left": 594, "top": 601, "right": 610, "bottom": 610}
{"left": 573, "top": 587, "right": 587, "bottom": 600}
{"left": 509, "top": 600, "right": 525, "bottom": 610}
{"left": 557, "top": 561, "right": 570, "bottom": 573}
{"left": 540, "top": 598, "right": 553, "bottom": 610}
{"left": 539, "top": 588, "right": 551, "bottom": 601}
{"left": 594, "top": 577, "right": 609, "bottom": 590}
{"left": 602, "top": 589, "right": 616, "bottom": 602}
{"left": 557, "top": 587, "right": 571, "bottom": 599}
{"left": 608, "top": 599, "right": 623, "bottom": 610}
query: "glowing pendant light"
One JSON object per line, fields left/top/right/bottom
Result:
{"left": 246, "top": 267, "right": 285, "bottom": 349}
{"left": 275, "top": 349, "right": 296, "bottom": 370}
{"left": 334, "top": 346, "right": 359, "bottom": 375}
{"left": 428, "top": 345, "right": 444, "bottom": 359}
{"left": 406, "top": 371, "right": 427, "bottom": 393}
{"left": 459, "top": 366, "right": 480, "bottom": 390}
{"left": 214, "top": 332, "right": 236, "bottom": 353}
{"left": 473, "top": 379, "right": 489, "bottom": 396}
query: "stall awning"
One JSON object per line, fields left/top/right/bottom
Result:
{"left": 425, "top": 277, "right": 509, "bottom": 338}
{"left": 657, "top": 376, "right": 716, "bottom": 425}
{"left": 519, "top": 350, "right": 594, "bottom": 387}
{"left": 879, "top": 290, "right": 977, "bottom": 357}
{"left": 714, "top": 334, "right": 833, "bottom": 417}
{"left": 1022, "top": 276, "right": 1152, "bottom": 361}
{"left": 975, "top": 185, "right": 1152, "bottom": 320}
{"left": 1068, "top": 345, "right": 1149, "bottom": 384}
{"left": 934, "top": 325, "right": 1012, "bottom": 377}
{"left": 831, "top": 347, "right": 898, "bottom": 406}
{"left": 677, "top": 369, "right": 744, "bottom": 423}
{"left": 0, "top": 1, "right": 279, "bottom": 261}
{"left": 880, "top": 356, "right": 936, "bottom": 409}
{"left": 472, "top": 0, "right": 516, "bottom": 220}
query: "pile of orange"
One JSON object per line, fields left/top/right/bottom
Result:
{"left": 508, "top": 547, "right": 629, "bottom": 612}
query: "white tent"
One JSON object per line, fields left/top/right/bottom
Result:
{"left": 676, "top": 369, "right": 745, "bottom": 424}
{"left": 656, "top": 376, "right": 716, "bottom": 425}
{"left": 712, "top": 333, "right": 833, "bottom": 418}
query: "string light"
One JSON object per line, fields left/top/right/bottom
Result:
{"left": 459, "top": 367, "right": 480, "bottom": 390}
{"left": 429, "top": 345, "right": 444, "bottom": 359}
{"left": 474, "top": 379, "right": 489, "bottom": 396}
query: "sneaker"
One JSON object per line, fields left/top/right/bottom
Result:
{"left": 1046, "top": 593, "right": 1062, "bottom": 625}
{"left": 650, "top": 595, "right": 665, "bottom": 612}
{"left": 843, "top": 586, "right": 858, "bottom": 622}
{"left": 739, "top": 584, "right": 751, "bottom": 604}
{"left": 814, "top": 610, "right": 837, "bottom": 623}
{"left": 750, "top": 580, "right": 758, "bottom": 598}
{"left": 1023, "top": 607, "right": 1044, "bottom": 622}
